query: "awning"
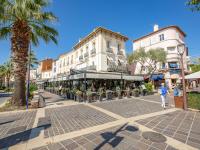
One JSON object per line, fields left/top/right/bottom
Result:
{"left": 123, "top": 75, "right": 144, "bottom": 81}
{"left": 86, "top": 73, "right": 121, "bottom": 79}
{"left": 151, "top": 74, "right": 164, "bottom": 81}
{"left": 185, "top": 71, "right": 200, "bottom": 79}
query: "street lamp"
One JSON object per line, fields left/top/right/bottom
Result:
{"left": 177, "top": 43, "right": 187, "bottom": 110}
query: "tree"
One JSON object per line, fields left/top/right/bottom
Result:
{"left": 0, "top": 60, "right": 12, "bottom": 88}
{"left": 128, "top": 48, "right": 167, "bottom": 75}
{"left": 29, "top": 50, "right": 39, "bottom": 69}
{"left": 187, "top": 0, "right": 200, "bottom": 11}
{"left": 0, "top": 0, "right": 58, "bottom": 106}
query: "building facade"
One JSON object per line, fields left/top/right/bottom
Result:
{"left": 133, "top": 25, "right": 190, "bottom": 88}
{"left": 37, "top": 58, "right": 53, "bottom": 80}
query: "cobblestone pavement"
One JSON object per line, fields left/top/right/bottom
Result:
{"left": 44, "top": 104, "right": 116, "bottom": 138}
{"left": 136, "top": 110, "right": 200, "bottom": 149}
{"left": 140, "top": 94, "right": 174, "bottom": 105}
{"left": 32, "top": 124, "right": 178, "bottom": 150}
{"left": 0, "top": 110, "right": 37, "bottom": 149}
{"left": 92, "top": 98, "right": 163, "bottom": 118}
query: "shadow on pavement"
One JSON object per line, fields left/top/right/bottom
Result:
{"left": 0, "top": 123, "right": 51, "bottom": 149}
{"left": 94, "top": 123, "right": 139, "bottom": 150}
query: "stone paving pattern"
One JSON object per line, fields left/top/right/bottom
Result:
{"left": 93, "top": 99, "right": 163, "bottom": 118}
{"left": 44, "top": 104, "right": 116, "bottom": 138}
{"left": 0, "top": 110, "right": 37, "bottom": 149}
{"left": 33, "top": 124, "right": 178, "bottom": 150}
{"left": 140, "top": 95, "right": 174, "bottom": 105}
{"left": 136, "top": 110, "right": 200, "bottom": 149}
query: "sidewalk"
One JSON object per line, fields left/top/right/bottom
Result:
{"left": 0, "top": 92, "right": 199, "bottom": 150}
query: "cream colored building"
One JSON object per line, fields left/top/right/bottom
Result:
{"left": 53, "top": 27, "right": 128, "bottom": 79}
{"left": 133, "top": 25, "right": 189, "bottom": 88}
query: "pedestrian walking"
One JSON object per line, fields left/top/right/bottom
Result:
{"left": 159, "top": 83, "right": 169, "bottom": 109}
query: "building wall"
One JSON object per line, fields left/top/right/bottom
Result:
{"left": 133, "top": 25, "right": 189, "bottom": 88}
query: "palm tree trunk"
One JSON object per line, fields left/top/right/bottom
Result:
{"left": 11, "top": 20, "right": 31, "bottom": 106}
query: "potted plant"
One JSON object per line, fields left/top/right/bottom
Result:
{"left": 86, "top": 89, "right": 93, "bottom": 103}
{"left": 116, "top": 86, "right": 122, "bottom": 99}
{"left": 71, "top": 87, "right": 77, "bottom": 100}
{"left": 98, "top": 87, "right": 104, "bottom": 101}
{"left": 106, "top": 89, "right": 112, "bottom": 100}
{"left": 76, "top": 90, "right": 82, "bottom": 102}
{"left": 132, "top": 88, "right": 140, "bottom": 97}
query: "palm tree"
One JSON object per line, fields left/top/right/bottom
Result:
{"left": 0, "top": 0, "right": 58, "bottom": 106}
{"left": 0, "top": 60, "right": 12, "bottom": 88}
{"left": 29, "top": 50, "right": 39, "bottom": 69}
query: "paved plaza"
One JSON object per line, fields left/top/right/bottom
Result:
{"left": 0, "top": 91, "right": 199, "bottom": 150}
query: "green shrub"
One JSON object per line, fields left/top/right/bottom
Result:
{"left": 188, "top": 92, "right": 200, "bottom": 110}
{"left": 29, "top": 83, "right": 38, "bottom": 93}
{"left": 144, "top": 82, "right": 153, "bottom": 93}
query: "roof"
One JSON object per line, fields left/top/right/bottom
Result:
{"left": 73, "top": 27, "right": 128, "bottom": 49}
{"left": 185, "top": 71, "right": 200, "bottom": 79}
{"left": 133, "top": 25, "right": 186, "bottom": 42}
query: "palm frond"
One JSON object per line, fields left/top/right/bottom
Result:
{"left": 0, "top": 26, "right": 11, "bottom": 39}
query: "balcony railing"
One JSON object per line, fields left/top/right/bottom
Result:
{"left": 91, "top": 48, "right": 96, "bottom": 55}
{"left": 82, "top": 65, "right": 96, "bottom": 71}
{"left": 107, "top": 63, "right": 128, "bottom": 72}
{"left": 84, "top": 52, "right": 89, "bottom": 58}
{"left": 117, "top": 51, "right": 124, "bottom": 56}
{"left": 106, "top": 48, "right": 113, "bottom": 53}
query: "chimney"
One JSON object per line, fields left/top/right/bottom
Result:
{"left": 153, "top": 24, "right": 159, "bottom": 32}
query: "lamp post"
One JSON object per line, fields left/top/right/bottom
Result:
{"left": 26, "top": 43, "right": 31, "bottom": 109}
{"left": 177, "top": 43, "right": 187, "bottom": 110}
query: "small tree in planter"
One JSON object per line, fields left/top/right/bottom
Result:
{"left": 86, "top": 89, "right": 93, "bottom": 103}
{"left": 116, "top": 86, "right": 122, "bottom": 99}
{"left": 65, "top": 88, "right": 70, "bottom": 99}
{"left": 145, "top": 82, "right": 153, "bottom": 95}
{"left": 76, "top": 90, "right": 82, "bottom": 102}
{"left": 98, "top": 87, "right": 104, "bottom": 101}
{"left": 132, "top": 88, "right": 140, "bottom": 97}
{"left": 106, "top": 89, "right": 112, "bottom": 100}
{"left": 71, "top": 88, "right": 78, "bottom": 100}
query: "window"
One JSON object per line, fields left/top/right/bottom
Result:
{"left": 167, "top": 47, "right": 175, "bottom": 51}
{"left": 106, "top": 41, "right": 110, "bottom": 48}
{"left": 76, "top": 51, "right": 78, "bottom": 58}
{"left": 92, "top": 42, "right": 96, "bottom": 49}
{"left": 71, "top": 55, "right": 73, "bottom": 64}
{"left": 118, "top": 60, "right": 121, "bottom": 66}
{"left": 81, "top": 49, "right": 83, "bottom": 55}
{"left": 63, "top": 59, "right": 65, "bottom": 66}
{"left": 159, "top": 34, "right": 164, "bottom": 41}
{"left": 168, "top": 62, "right": 178, "bottom": 69}
{"left": 117, "top": 44, "right": 121, "bottom": 52}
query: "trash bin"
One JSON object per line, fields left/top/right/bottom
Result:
{"left": 174, "top": 96, "right": 184, "bottom": 109}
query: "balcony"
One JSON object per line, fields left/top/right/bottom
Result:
{"left": 107, "top": 63, "right": 128, "bottom": 72}
{"left": 117, "top": 51, "right": 124, "bottom": 56}
{"left": 106, "top": 48, "right": 113, "bottom": 53}
{"left": 84, "top": 52, "right": 89, "bottom": 58}
{"left": 79, "top": 55, "right": 83, "bottom": 62}
{"left": 90, "top": 48, "right": 96, "bottom": 55}
{"left": 81, "top": 65, "right": 96, "bottom": 71}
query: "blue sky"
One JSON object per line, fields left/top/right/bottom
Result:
{"left": 0, "top": 0, "right": 200, "bottom": 64}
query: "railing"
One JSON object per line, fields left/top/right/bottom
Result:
{"left": 106, "top": 48, "right": 113, "bottom": 53}
{"left": 117, "top": 51, "right": 124, "bottom": 56}
{"left": 91, "top": 49, "right": 96, "bottom": 55}
{"left": 107, "top": 63, "right": 128, "bottom": 72}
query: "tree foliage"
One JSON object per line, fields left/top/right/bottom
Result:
{"left": 0, "top": 60, "right": 13, "bottom": 88}
{"left": 187, "top": 0, "right": 200, "bottom": 11}
{"left": 128, "top": 48, "right": 167, "bottom": 75}
{"left": 29, "top": 50, "right": 39, "bottom": 69}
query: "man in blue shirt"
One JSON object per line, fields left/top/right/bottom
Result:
{"left": 159, "top": 83, "right": 169, "bottom": 109}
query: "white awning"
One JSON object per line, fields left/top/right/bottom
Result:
{"left": 123, "top": 75, "right": 144, "bottom": 81}
{"left": 185, "top": 71, "right": 200, "bottom": 79}
{"left": 86, "top": 73, "right": 121, "bottom": 79}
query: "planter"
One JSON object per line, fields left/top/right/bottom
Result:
{"left": 99, "top": 95, "right": 103, "bottom": 101}
{"left": 76, "top": 95, "right": 82, "bottom": 102}
{"left": 106, "top": 90, "right": 112, "bottom": 100}
{"left": 174, "top": 96, "right": 184, "bottom": 109}
{"left": 133, "top": 93, "right": 140, "bottom": 97}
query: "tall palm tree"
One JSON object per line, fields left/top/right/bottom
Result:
{"left": 0, "top": 0, "right": 58, "bottom": 106}
{"left": 0, "top": 60, "right": 12, "bottom": 88}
